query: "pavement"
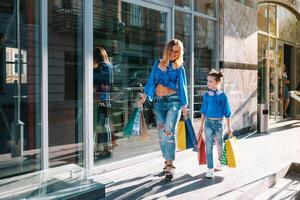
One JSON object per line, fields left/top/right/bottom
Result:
{"left": 93, "top": 120, "right": 300, "bottom": 200}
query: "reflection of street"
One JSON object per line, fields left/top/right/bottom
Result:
{"left": 94, "top": 128, "right": 160, "bottom": 166}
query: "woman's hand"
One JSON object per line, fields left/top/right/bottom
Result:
{"left": 182, "top": 106, "right": 188, "bottom": 117}
{"left": 137, "top": 93, "right": 146, "bottom": 106}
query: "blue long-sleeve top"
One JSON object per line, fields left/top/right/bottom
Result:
{"left": 200, "top": 89, "right": 231, "bottom": 118}
{"left": 144, "top": 59, "right": 188, "bottom": 107}
{"left": 94, "top": 62, "right": 113, "bottom": 101}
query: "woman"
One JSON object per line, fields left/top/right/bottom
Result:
{"left": 139, "top": 39, "right": 188, "bottom": 180}
{"left": 93, "top": 47, "right": 114, "bottom": 158}
{"left": 283, "top": 65, "right": 290, "bottom": 118}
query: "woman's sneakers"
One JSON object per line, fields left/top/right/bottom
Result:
{"left": 206, "top": 168, "right": 214, "bottom": 178}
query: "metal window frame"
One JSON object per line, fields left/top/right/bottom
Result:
{"left": 83, "top": 0, "right": 94, "bottom": 177}
{"left": 41, "top": 0, "right": 49, "bottom": 170}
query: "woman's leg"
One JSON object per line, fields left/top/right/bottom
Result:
{"left": 153, "top": 102, "right": 168, "bottom": 161}
{"left": 164, "top": 102, "right": 181, "bottom": 162}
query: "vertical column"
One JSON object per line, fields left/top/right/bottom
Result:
{"left": 190, "top": 0, "right": 194, "bottom": 120}
{"left": 83, "top": 0, "right": 94, "bottom": 177}
{"left": 41, "top": 0, "right": 49, "bottom": 169}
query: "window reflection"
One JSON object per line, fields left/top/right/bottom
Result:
{"left": 194, "top": 16, "right": 216, "bottom": 118}
{"left": 93, "top": 1, "right": 167, "bottom": 164}
{"left": 194, "top": 0, "right": 215, "bottom": 17}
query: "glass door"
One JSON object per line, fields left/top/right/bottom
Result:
{"left": 268, "top": 37, "right": 278, "bottom": 123}
{"left": 276, "top": 41, "right": 284, "bottom": 120}
{"left": 93, "top": 0, "right": 171, "bottom": 166}
{"left": 0, "top": 0, "right": 41, "bottom": 178}
{"left": 48, "top": 0, "right": 84, "bottom": 168}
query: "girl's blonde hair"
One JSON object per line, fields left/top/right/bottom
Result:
{"left": 93, "top": 47, "right": 110, "bottom": 68}
{"left": 161, "top": 39, "right": 184, "bottom": 69}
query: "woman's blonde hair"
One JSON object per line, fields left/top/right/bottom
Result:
{"left": 93, "top": 47, "right": 110, "bottom": 68}
{"left": 161, "top": 39, "right": 184, "bottom": 69}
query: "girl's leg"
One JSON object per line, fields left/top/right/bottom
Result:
{"left": 205, "top": 121, "right": 214, "bottom": 169}
{"left": 214, "top": 120, "right": 224, "bottom": 162}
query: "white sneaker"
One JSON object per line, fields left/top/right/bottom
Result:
{"left": 206, "top": 169, "right": 214, "bottom": 178}
{"left": 215, "top": 163, "right": 223, "bottom": 171}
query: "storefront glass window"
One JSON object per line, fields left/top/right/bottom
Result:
{"left": 258, "top": 5, "right": 268, "bottom": 33}
{"left": 175, "top": 11, "right": 191, "bottom": 99}
{"left": 48, "top": 0, "right": 84, "bottom": 167}
{"left": 257, "top": 34, "right": 268, "bottom": 104}
{"left": 194, "top": 16, "right": 216, "bottom": 118}
{"left": 0, "top": 0, "right": 41, "bottom": 178}
{"left": 93, "top": 1, "right": 167, "bottom": 165}
{"left": 269, "top": 5, "right": 276, "bottom": 36}
{"left": 175, "top": 0, "right": 190, "bottom": 8}
{"left": 277, "top": 5, "right": 297, "bottom": 43}
{"left": 194, "top": 0, "right": 215, "bottom": 17}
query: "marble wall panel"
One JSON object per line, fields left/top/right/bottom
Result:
{"left": 223, "top": 68, "right": 258, "bottom": 131}
{"left": 224, "top": 0, "right": 258, "bottom": 64}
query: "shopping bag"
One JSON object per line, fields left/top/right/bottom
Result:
{"left": 123, "top": 107, "right": 140, "bottom": 137}
{"left": 220, "top": 143, "right": 228, "bottom": 166}
{"left": 140, "top": 110, "right": 149, "bottom": 140}
{"left": 177, "top": 117, "right": 187, "bottom": 150}
{"left": 198, "top": 135, "right": 207, "bottom": 165}
{"left": 132, "top": 109, "right": 141, "bottom": 136}
{"left": 226, "top": 136, "right": 238, "bottom": 168}
{"left": 185, "top": 118, "right": 198, "bottom": 149}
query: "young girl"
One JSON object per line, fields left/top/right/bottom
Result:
{"left": 139, "top": 39, "right": 188, "bottom": 180}
{"left": 198, "top": 70, "right": 233, "bottom": 178}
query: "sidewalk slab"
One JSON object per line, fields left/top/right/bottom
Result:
{"left": 94, "top": 120, "right": 300, "bottom": 200}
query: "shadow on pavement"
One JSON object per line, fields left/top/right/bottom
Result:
{"left": 104, "top": 173, "right": 224, "bottom": 200}
{"left": 240, "top": 121, "right": 300, "bottom": 140}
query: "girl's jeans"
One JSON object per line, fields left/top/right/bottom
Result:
{"left": 205, "top": 119, "right": 224, "bottom": 169}
{"left": 153, "top": 93, "right": 181, "bottom": 161}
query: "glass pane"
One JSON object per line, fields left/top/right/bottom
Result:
{"left": 269, "top": 37, "right": 276, "bottom": 120}
{"left": 194, "top": 0, "right": 215, "bottom": 17}
{"left": 277, "top": 5, "right": 297, "bottom": 43}
{"left": 175, "top": 11, "right": 191, "bottom": 103}
{"left": 269, "top": 5, "right": 276, "bottom": 36}
{"left": 194, "top": 16, "right": 216, "bottom": 118}
{"left": 93, "top": 1, "right": 167, "bottom": 165}
{"left": 48, "top": 0, "right": 84, "bottom": 167}
{"left": 257, "top": 34, "right": 268, "bottom": 104}
{"left": 175, "top": 0, "right": 190, "bottom": 8}
{"left": 257, "top": 5, "right": 268, "bottom": 33}
{"left": 0, "top": 0, "right": 41, "bottom": 178}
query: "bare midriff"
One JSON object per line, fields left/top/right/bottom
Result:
{"left": 155, "top": 84, "right": 176, "bottom": 97}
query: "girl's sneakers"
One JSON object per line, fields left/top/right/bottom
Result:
{"left": 215, "top": 163, "right": 223, "bottom": 171}
{"left": 206, "top": 168, "right": 214, "bottom": 178}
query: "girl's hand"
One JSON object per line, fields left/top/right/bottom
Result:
{"left": 227, "top": 128, "right": 233, "bottom": 137}
{"left": 197, "top": 126, "right": 204, "bottom": 140}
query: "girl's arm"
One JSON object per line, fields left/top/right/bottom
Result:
{"left": 226, "top": 117, "right": 233, "bottom": 136}
{"left": 198, "top": 114, "right": 206, "bottom": 137}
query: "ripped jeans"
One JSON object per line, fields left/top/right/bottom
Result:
{"left": 153, "top": 93, "right": 181, "bottom": 161}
